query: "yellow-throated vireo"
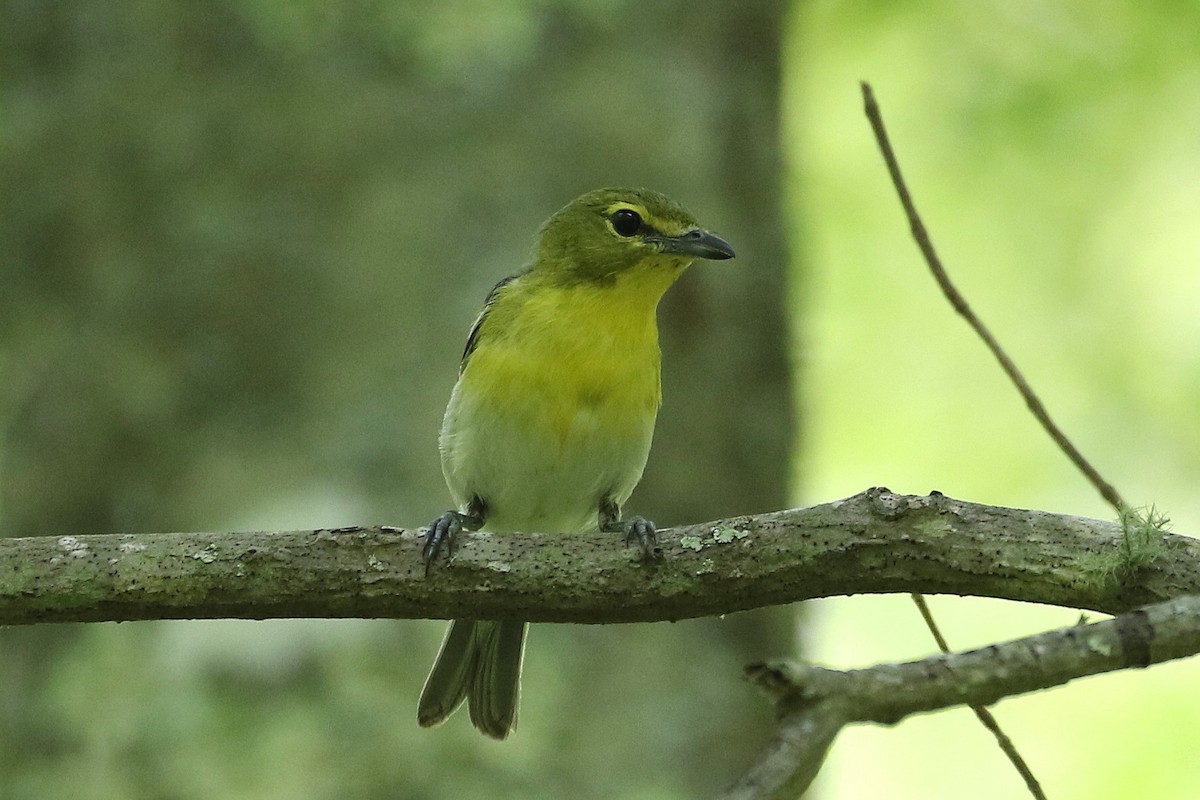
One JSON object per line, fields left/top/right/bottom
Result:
{"left": 418, "top": 187, "right": 734, "bottom": 739}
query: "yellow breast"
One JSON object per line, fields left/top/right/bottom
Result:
{"left": 439, "top": 264, "right": 680, "bottom": 533}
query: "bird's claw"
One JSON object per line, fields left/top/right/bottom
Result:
{"left": 423, "top": 511, "right": 466, "bottom": 575}
{"left": 424, "top": 498, "right": 486, "bottom": 576}
{"left": 623, "top": 516, "right": 657, "bottom": 555}
{"left": 602, "top": 514, "right": 661, "bottom": 562}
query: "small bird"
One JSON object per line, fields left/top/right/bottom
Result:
{"left": 418, "top": 187, "right": 734, "bottom": 739}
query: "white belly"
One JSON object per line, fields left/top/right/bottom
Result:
{"left": 439, "top": 368, "right": 657, "bottom": 535}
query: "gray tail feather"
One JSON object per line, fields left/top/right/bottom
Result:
{"left": 417, "top": 619, "right": 527, "bottom": 739}
{"left": 417, "top": 620, "right": 476, "bottom": 728}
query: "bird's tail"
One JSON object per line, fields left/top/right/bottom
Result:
{"left": 417, "top": 619, "right": 527, "bottom": 739}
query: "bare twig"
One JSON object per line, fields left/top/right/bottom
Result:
{"left": 859, "top": 81, "right": 1126, "bottom": 514}
{"left": 727, "top": 592, "right": 1200, "bottom": 798}
{"left": 858, "top": 80, "right": 1114, "bottom": 798}
{"left": 912, "top": 593, "right": 1047, "bottom": 800}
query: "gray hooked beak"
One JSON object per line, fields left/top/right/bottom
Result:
{"left": 657, "top": 227, "right": 736, "bottom": 260}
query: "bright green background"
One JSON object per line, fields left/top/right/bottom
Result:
{"left": 4, "top": 2, "right": 1200, "bottom": 798}
{"left": 790, "top": 2, "right": 1200, "bottom": 798}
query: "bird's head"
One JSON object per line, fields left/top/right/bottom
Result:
{"left": 532, "top": 188, "right": 735, "bottom": 285}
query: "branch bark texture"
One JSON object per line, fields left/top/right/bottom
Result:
{"left": 1, "top": 489, "right": 1194, "bottom": 626}
{"left": 720, "top": 592, "right": 1200, "bottom": 800}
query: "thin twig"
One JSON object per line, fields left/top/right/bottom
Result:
{"left": 859, "top": 80, "right": 1071, "bottom": 798}
{"left": 859, "top": 81, "right": 1126, "bottom": 515}
{"left": 737, "top": 590, "right": 1200, "bottom": 773}
{"left": 911, "top": 593, "right": 1047, "bottom": 800}
{"left": 909, "top": 592, "right": 951, "bottom": 651}
{"left": 729, "top": 591, "right": 1200, "bottom": 799}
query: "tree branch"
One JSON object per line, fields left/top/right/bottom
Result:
{"left": 720, "top": 592, "right": 1200, "bottom": 799}
{"left": 1, "top": 488, "right": 1194, "bottom": 626}
{"left": 7, "top": 486, "right": 1199, "bottom": 799}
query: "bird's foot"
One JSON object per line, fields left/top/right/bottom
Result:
{"left": 601, "top": 513, "right": 662, "bottom": 562}
{"left": 423, "top": 510, "right": 483, "bottom": 575}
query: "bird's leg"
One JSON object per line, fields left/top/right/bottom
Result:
{"left": 599, "top": 497, "right": 662, "bottom": 561}
{"left": 423, "top": 495, "right": 486, "bottom": 575}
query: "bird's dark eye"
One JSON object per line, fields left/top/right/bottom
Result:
{"left": 609, "top": 209, "right": 642, "bottom": 237}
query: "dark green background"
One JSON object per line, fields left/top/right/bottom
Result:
{"left": 2, "top": 3, "right": 790, "bottom": 798}
{"left": 5, "top": 2, "right": 1200, "bottom": 798}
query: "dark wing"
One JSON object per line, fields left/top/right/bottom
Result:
{"left": 460, "top": 274, "right": 517, "bottom": 373}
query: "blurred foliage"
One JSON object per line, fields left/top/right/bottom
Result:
{"left": 12, "top": 0, "right": 1196, "bottom": 797}
{"left": 0, "top": 1, "right": 790, "bottom": 799}
{"left": 789, "top": 1, "right": 1200, "bottom": 798}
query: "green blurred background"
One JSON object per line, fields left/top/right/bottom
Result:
{"left": 2, "top": 2, "right": 1198, "bottom": 798}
